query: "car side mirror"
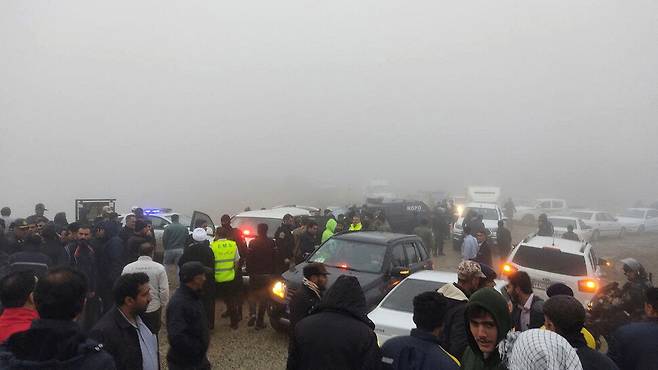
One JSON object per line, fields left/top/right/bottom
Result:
{"left": 389, "top": 266, "right": 411, "bottom": 279}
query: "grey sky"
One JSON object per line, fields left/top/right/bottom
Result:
{"left": 1, "top": 1, "right": 657, "bottom": 217}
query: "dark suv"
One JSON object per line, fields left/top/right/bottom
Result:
{"left": 268, "top": 231, "right": 433, "bottom": 332}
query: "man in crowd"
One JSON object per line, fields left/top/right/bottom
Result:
{"left": 287, "top": 275, "right": 381, "bottom": 370}
{"left": 28, "top": 203, "right": 49, "bottom": 224}
{"left": 503, "top": 329, "right": 582, "bottom": 370}
{"left": 431, "top": 208, "right": 448, "bottom": 256}
{"left": 0, "top": 207, "right": 13, "bottom": 236}
{"left": 608, "top": 287, "right": 658, "bottom": 370}
{"left": 0, "top": 267, "right": 116, "bottom": 369}
{"left": 0, "top": 271, "right": 39, "bottom": 342}
{"left": 209, "top": 227, "right": 241, "bottom": 330}
{"left": 120, "top": 214, "right": 136, "bottom": 244}
{"left": 297, "top": 221, "right": 318, "bottom": 263}
{"left": 562, "top": 224, "right": 580, "bottom": 241}
{"left": 461, "top": 226, "right": 478, "bottom": 261}
{"left": 381, "top": 291, "right": 460, "bottom": 369}
{"left": 545, "top": 282, "right": 596, "bottom": 349}
{"left": 413, "top": 219, "right": 435, "bottom": 256}
{"left": 503, "top": 198, "right": 516, "bottom": 223}
{"left": 162, "top": 214, "right": 188, "bottom": 266}
{"left": 274, "top": 214, "right": 296, "bottom": 273}
{"left": 217, "top": 214, "right": 247, "bottom": 321}
{"left": 90, "top": 273, "right": 158, "bottom": 370}
{"left": 167, "top": 262, "right": 212, "bottom": 370}
{"left": 5, "top": 218, "right": 29, "bottom": 254}
{"left": 474, "top": 230, "right": 493, "bottom": 268}
{"left": 543, "top": 295, "right": 618, "bottom": 370}
{"left": 507, "top": 270, "right": 545, "bottom": 331}
{"left": 92, "top": 222, "right": 125, "bottom": 313}
{"left": 246, "top": 223, "right": 275, "bottom": 330}
{"left": 289, "top": 262, "right": 329, "bottom": 330}
{"left": 537, "top": 213, "right": 554, "bottom": 237}
{"left": 349, "top": 215, "right": 363, "bottom": 231}
{"left": 461, "top": 287, "right": 512, "bottom": 370}
{"left": 438, "top": 260, "right": 487, "bottom": 360}
{"left": 41, "top": 223, "right": 68, "bottom": 267}
{"left": 321, "top": 218, "right": 336, "bottom": 243}
{"left": 496, "top": 220, "right": 512, "bottom": 259}
{"left": 122, "top": 240, "right": 169, "bottom": 335}
{"left": 124, "top": 220, "right": 152, "bottom": 266}
{"left": 8, "top": 234, "right": 51, "bottom": 276}
{"left": 65, "top": 224, "right": 102, "bottom": 330}
{"left": 179, "top": 228, "right": 216, "bottom": 330}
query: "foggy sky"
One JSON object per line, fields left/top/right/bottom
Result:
{"left": 1, "top": 1, "right": 657, "bottom": 218}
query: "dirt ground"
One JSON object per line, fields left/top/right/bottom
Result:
{"left": 157, "top": 223, "right": 658, "bottom": 369}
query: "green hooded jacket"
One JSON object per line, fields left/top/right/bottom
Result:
{"left": 460, "top": 288, "right": 512, "bottom": 370}
{"left": 321, "top": 219, "right": 337, "bottom": 243}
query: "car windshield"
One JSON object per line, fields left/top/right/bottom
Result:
{"left": 549, "top": 218, "right": 577, "bottom": 229}
{"left": 308, "top": 238, "right": 387, "bottom": 273}
{"left": 380, "top": 278, "right": 447, "bottom": 312}
{"left": 465, "top": 207, "right": 499, "bottom": 220}
{"left": 621, "top": 209, "right": 645, "bottom": 219}
{"left": 571, "top": 212, "right": 593, "bottom": 220}
{"left": 512, "top": 245, "right": 587, "bottom": 276}
{"left": 230, "top": 217, "right": 282, "bottom": 238}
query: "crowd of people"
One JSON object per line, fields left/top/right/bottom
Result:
{"left": 0, "top": 203, "right": 656, "bottom": 369}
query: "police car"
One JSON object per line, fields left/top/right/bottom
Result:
{"left": 118, "top": 208, "right": 194, "bottom": 245}
{"left": 502, "top": 235, "right": 606, "bottom": 304}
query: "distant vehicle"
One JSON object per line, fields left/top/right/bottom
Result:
{"left": 570, "top": 210, "right": 625, "bottom": 240}
{"left": 365, "top": 179, "right": 396, "bottom": 202}
{"left": 368, "top": 270, "right": 506, "bottom": 345}
{"left": 75, "top": 198, "right": 116, "bottom": 223}
{"left": 452, "top": 202, "right": 504, "bottom": 249}
{"left": 268, "top": 231, "right": 433, "bottom": 332}
{"left": 514, "top": 198, "right": 569, "bottom": 225}
{"left": 548, "top": 216, "right": 594, "bottom": 242}
{"left": 230, "top": 207, "right": 315, "bottom": 245}
{"left": 466, "top": 186, "right": 501, "bottom": 204}
{"left": 502, "top": 235, "right": 606, "bottom": 305}
{"left": 365, "top": 199, "right": 432, "bottom": 234}
{"left": 118, "top": 209, "right": 194, "bottom": 246}
{"left": 616, "top": 208, "right": 658, "bottom": 233}
{"left": 271, "top": 205, "right": 321, "bottom": 215}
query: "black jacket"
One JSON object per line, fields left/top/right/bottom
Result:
{"left": 380, "top": 328, "right": 460, "bottom": 370}
{"left": 124, "top": 235, "right": 145, "bottom": 267}
{"left": 511, "top": 295, "right": 545, "bottom": 331}
{"left": 42, "top": 239, "right": 68, "bottom": 267}
{"left": 287, "top": 275, "right": 381, "bottom": 370}
{"left": 89, "top": 307, "right": 149, "bottom": 370}
{"left": 246, "top": 236, "right": 276, "bottom": 276}
{"left": 288, "top": 284, "right": 322, "bottom": 330}
{"left": 608, "top": 318, "right": 658, "bottom": 370}
{"left": 437, "top": 283, "right": 470, "bottom": 359}
{"left": 65, "top": 241, "right": 98, "bottom": 293}
{"left": 0, "top": 319, "right": 116, "bottom": 369}
{"left": 537, "top": 221, "right": 555, "bottom": 237}
{"left": 564, "top": 333, "right": 618, "bottom": 370}
{"left": 94, "top": 236, "right": 124, "bottom": 289}
{"left": 298, "top": 232, "right": 316, "bottom": 260}
{"left": 4, "top": 233, "right": 24, "bottom": 255}
{"left": 496, "top": 226, "right": 512, "bottom": 256}
{"left": 8, "top": 250, "right": 51, "bottom": 276}
{"left": 166, "top": 285, "right": 210, "bottom": 368}
{"left": 274, "top": 224, "right": 295, "bottom": 272}
{"left": 474, "top": 240, "right": 493, "bottom": 268}
{"left": 119, "top": 226, "right": 134, "bottom": 244}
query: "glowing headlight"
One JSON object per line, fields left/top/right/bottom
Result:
{"left": 457, "top": 205, "right": 464, "bottom": 217}
{"left": 272, "top": 281, "right": 287, "bottom": 300}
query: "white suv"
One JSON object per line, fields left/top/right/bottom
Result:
{"left": 502, "top": 236, "right": 604, "bottom": 305}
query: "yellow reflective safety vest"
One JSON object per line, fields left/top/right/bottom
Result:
{"left": 210, "top": 238, "right": 238, "bottom": 283}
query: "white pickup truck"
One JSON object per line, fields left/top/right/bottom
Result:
{"left": 514, "top": 198, "right": 569, "bottom": 225}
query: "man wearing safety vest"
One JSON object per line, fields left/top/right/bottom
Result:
{"left": 210, "top": 227, "right": 241, "bottom": 330}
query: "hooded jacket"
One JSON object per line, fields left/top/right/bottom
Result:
{"left": 287, "top": 275, "right": 381, "bottom": 370}
{"left": 461, "top": 288, "right": 512, "bottom": 370}
{"left": 0, "top": 319, "right": 116, "bottom": 369}
{"left": 321, "top": 219, "right": 337, "bottom": 243}
{"left": 437, "top": 283, "right": 470, "bottom": 359}
{"left": 381, "top": 328, "right": 460, "bottom": 370}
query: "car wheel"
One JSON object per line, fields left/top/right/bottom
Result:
{"left": 522, "top": 214, "right": 535, "bottom": 225}
{"left": 592, "top": 230, "right": 600, "bottom": 241}
{"left": 269, "top": 315, "right": 288, "bottom": 333}
{"left": 619, "top": 228, "right": 626, "bottom": 239}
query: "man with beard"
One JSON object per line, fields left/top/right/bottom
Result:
{"left": 90, "top": 273, "right": 157, "bottom": 370}
{"left": 274, "top": 214, "right": 296, "bottom": 273}
{"left": 124, "top": 220, "right": 151, "bottom": 266}
{"left": 65, "top": 224, "right": 101, "bottom": 330}
{"left": 297, "top": 221, "right": 319, "bottom": 264}
{"left": 167, "top": 262, "right": 212, "bottom": 370}
{"left": 507, "top": 270, "right": 545, "bottom": 331}
{"left": 288, "top": 263, "right": 329, "bottom": 330}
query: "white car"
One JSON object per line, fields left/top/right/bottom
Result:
{"left": 570, "top": 210, "right": 625, "bottom": 240}
{"left": 453, "top": 203, "right": 504, "bottom": 242}
{"left": 502, "top": 236, "right": 604, "bottom": 305}
{"left": 118, "top": 209, "right": 193, "bottom": 246}
{"left": 230, "top": 207, "right": 315, "bottom": 245}
{"left": 616, "top": 208, "right": 658, "bottom": 233}
{"left": 514, "top": 198, "right": 569, "bottom": 224}
{"left": 548, "top": 216, "right": 593, "bottom": 242}
{"left": 368, "top": 270, "right": 506, "bottom": 345}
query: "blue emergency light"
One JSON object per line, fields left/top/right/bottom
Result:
{"left": 143, "top": 208, "right": 172, "bottom": 215}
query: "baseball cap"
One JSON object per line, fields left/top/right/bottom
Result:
{"left": 303, "top": 263, "right": 330, "bottom": 278}
{"left": 192, "top": 228, "right": 207, "bottom": 242}
{"left": 35, "top": 203, "right": 47, "bottom": 211}
{"left": 179, "top": 261, "right": 212, "bottom": 282}
{"left": 457, "top": 260, "right": 487, "bottom": 280}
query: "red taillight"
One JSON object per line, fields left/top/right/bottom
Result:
{"left": 578, "top": 279, "right": 598, "bottom": 293}
{"left": 501, "top": 263, "right": 517, "bottom": 276}
{"left": 243, "top": 230, "right": 251, "bottom": 236}
{"left": 339, "top": 263, "right": 349, "bottom": 269}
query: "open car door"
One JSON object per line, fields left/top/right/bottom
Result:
{"left": 190, "top": 211, "right": 215, "bottom": 237}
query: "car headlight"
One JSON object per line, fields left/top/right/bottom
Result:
{"left": 272, "top": 281, "right": 287, "bottom": 300}
{"left": 457, "top": 205, "right": 464, "bottom": 217}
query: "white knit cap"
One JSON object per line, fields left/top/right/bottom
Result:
{"left": 192, "top": 228, "right": 207, "bottom": 242}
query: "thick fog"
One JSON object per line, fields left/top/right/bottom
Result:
{"left": 1, "top": 1, "right": 657, "bottom": 218}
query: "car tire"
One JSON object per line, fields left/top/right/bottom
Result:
{"left": 619, "top": 228, "right": 626, "bottom": 239}
{"left": 592, "top": 230, "right": 600, "bottom": 241}
{"left": 522, "top": 214, "right": 535, "bottom": 225}
{"left": 269, "top": 315, "right": 288, "bottom": 333}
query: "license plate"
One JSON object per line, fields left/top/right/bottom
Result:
{"left": 531, "top": 278, "right": 551, "bottom": 291}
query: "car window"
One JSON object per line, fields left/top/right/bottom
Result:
{"left": 404, "top": 243, "right": 420, "bottom": 264}
{"left": 512, "top": 245, "right": 587, "bottom": 276}
{"left": 147, "top": 216, "right": 168, "bottom": 230}
{"left": 549, "top": 218, "right": 577, "bottom": 229}
{"left": 308, "top": 239, "right": 387, "bottom": 273}
{"left": 415, "top": 242, "right": 428, "bottom": 261}
{"left": 572, "top": 212, "right": 593, "bottom": 220}
{"left": 380, "top": 279, "right": 446, "bottom": 312}
{"left": 648, "top": 210, "right": 658, "bottom": 218}
{"left": 595, "top": 213, "right": 606, "bottom": 221}
{"left": 466, "top": 207, "right": 500, "bottom": 220}
{"left": 622, "top": 209, "right": 646, "bottom": 218}
{"left": 552, "top": 201, "right": 564, "bottom": 209}
{"left": 538, "top": 201, "right": 551, "bottom": 209}
{"left": 390, "top": 245, "right": 407, "bottom": 267}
